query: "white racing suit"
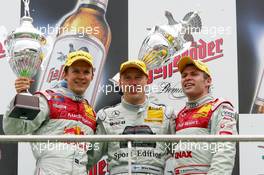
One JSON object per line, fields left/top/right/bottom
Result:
{"left": 88, "top": 97, "right": 175, "bottom": 175}
{"left": 173, "top": 95, "right": 237, "bottom": 175}
{"left": 3, "top": 87, "right": 96, "bottom": 175}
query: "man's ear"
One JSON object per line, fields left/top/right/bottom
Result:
{"left": 145, "top": 75, "right": 150, "bottom": 84}
{"left": 206, "top": 76, "right": 212, "bottom": 87}
{"left": 119, "top": 78, "right": 121, "bottom": 87}
{"left": 90, "top": 67, "right": 95, "bottom": 81}
{"left": 62, "top": 71, "right": 67, "bottom": 80}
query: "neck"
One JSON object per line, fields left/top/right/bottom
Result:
{"left": 188, "top": 92, "right": 209, "bottom": 102}
{"left": 66, "top": 87, "right": 84, "bottom": 96}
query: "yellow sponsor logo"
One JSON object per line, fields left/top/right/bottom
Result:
{"left": 83, "top": 101, "right": 96, "bottom": 121}
{"left": 144, "top": 107, "right": 164, "bottom": 123}
{"left": 192, "top": 103, "right": 212, "bottom": 118}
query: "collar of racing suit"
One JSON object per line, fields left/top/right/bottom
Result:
{"left": 121, "top": 96, "right": 149, "bottom": 113}
{"left": 186, "top": 94, "right": 214, "bottom": 109}
{"left": 54, "top": 86, "right": 84, "bottom": 102}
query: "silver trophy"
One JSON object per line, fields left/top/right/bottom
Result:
{"left": 5, "top": 0, "right": 46, "bottom": 120}
{"left": 138, "top": 11, "right": 202, "bottom": 70}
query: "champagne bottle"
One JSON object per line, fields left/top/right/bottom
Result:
{"left": 251, "top": 69, "right": 264, "bottom": 113}
{"left": 58, "top": 0, "right": 111, "bottom": 53}
{"left": 38, "top": 0, "right": 111, "bottom": 106}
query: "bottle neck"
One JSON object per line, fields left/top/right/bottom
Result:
{"left": 78, "top": 0, "right": 108, "bottom": 12}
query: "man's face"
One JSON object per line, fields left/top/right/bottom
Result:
{"left": 181, "top": 65, "right": 211, "bottom": 101}
{"left": 119, "top": 68, "right": 148, "bottom": 103}
{"left": 64, "top": 60, "right": 93, "bottom": 95}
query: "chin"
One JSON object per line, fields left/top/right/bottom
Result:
{"left": 184, "top": 91, "right": 195, "bottom": 97}
{"left": 132, "top": 93, "right": 145, "bottom": 99}
{"left": 74, "top": 89, "right": 85, "bottom": 95}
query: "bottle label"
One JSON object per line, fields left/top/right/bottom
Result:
{"left": 39, "top": 34, "right": 105, "bottom": 105}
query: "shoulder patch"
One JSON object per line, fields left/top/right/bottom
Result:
{"left": 220, "top": 104, "right": 236, "bottom": 119}
{"left": 97, "top": 109, "right": 107, "bottom": 121}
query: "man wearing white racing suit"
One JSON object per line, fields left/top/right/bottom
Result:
{"left": 172, "top": 56, "right": 237, "bottom": 175}
{"left": 3, "top": 50, "right": 97, "bottom": 175}
{"left": 88, "top": 60, "right": 175, "bottom": 175}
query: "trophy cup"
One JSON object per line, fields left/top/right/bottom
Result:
{"left": 138, "top": 11, "right": 202, "bottom": 70}
{"left": 5, "top": 0, "right": 46, "bottom": 120}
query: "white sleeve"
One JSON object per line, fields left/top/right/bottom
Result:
{"left": 208, "top": 103, "right": 237, "bottom": 175}
{"left": 2, "top": 94, "right": 49, "bottom": 135}
{"left": 87, "top": 109, "right": 108, "bottom": 170}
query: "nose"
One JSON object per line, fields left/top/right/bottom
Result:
{"left": 128, "top": 79, "right": 137, "bottom": 85}
{"left": 183, "top": 74, "right": 192, "bottom": 81}
{"left": 182, "top": 76, "right": 192, "bottom": 86}
{"left": 78, "top": 72, "right": 86, "bottom": 79}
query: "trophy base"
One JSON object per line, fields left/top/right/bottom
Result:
{"left": 9, "top": 94, "right": 40, "bottom": 120}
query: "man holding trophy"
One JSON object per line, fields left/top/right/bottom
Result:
{"left": 2, "top": 1, "right": 97, "bottom": 174}
{"left": 4, "top": 49, "right": 97, "bottom": 175}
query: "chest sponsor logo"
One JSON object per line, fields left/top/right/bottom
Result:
{"left": 192, "top": 103, "right": 212, "bottom": 119}
{"left": 145, "top": 107, "right": 164, "bottom": 123}
{"left": 177, "top": 120, "right": 199, "bottom": 128}
{"left": 110, "top": 120, "right": 125, "bottom": 126}
{"left": 52, "top": 103, "right": 67, "bottom": 109}
{"left": 111, "top": 110, "right": 120, "bottom": 117}
{"left": 83, "top": 102, "right": 96, "bottom": 121}
{"left": 114, "top": 150, "right": 162, "bottom": 160}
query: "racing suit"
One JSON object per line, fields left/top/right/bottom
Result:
{"left": 173, "top": 95, "right": 237, "bottom": 175}
{"left": 88, "top": 97, "right": 175, "bottom": 175}
{"left": 3, "top": 86, "right": 96, "bottom": 175}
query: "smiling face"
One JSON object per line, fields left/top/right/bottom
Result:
{"left": 64, "top": 60, "right": 93, "bottom": 95}
{"left": 119, "top": 68, "right": 148, "bottom": 105}
{"left": 181, "top": 64, "right": 212, "bottom": 101}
